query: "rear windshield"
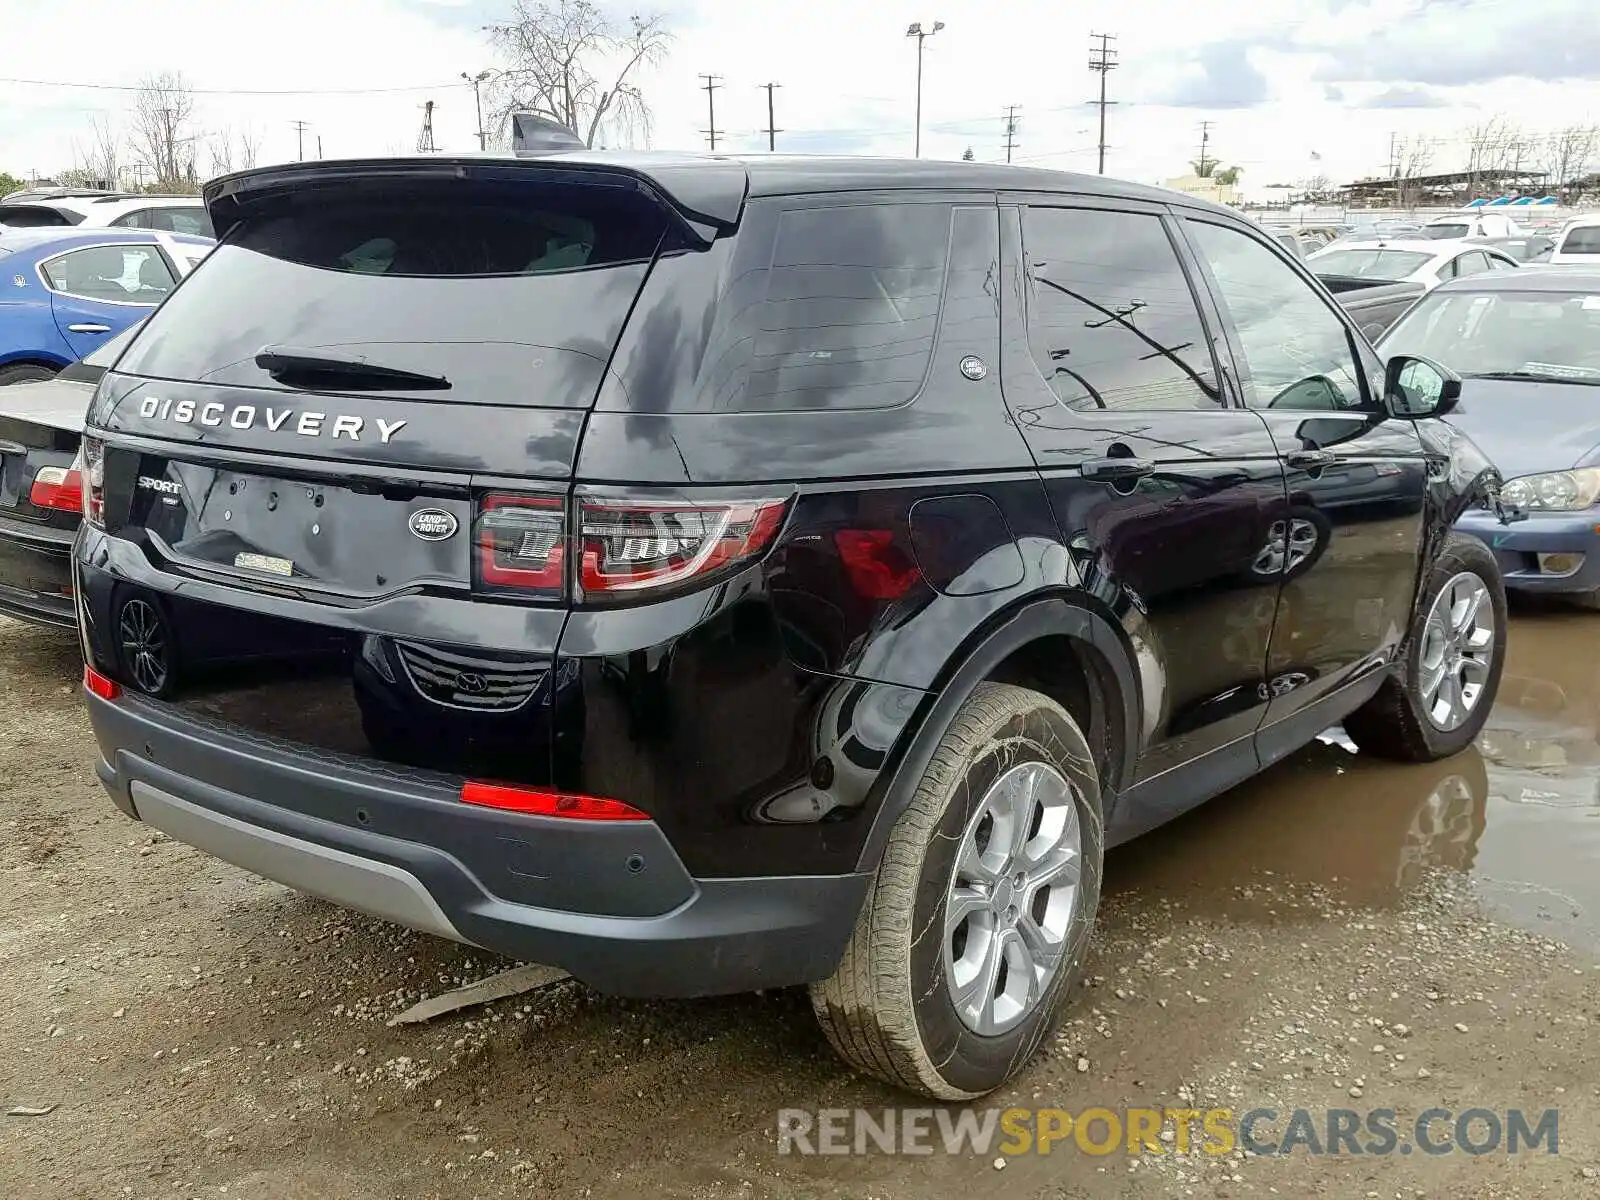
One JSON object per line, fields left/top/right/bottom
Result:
{"left": 1559, "top": 226, "right": 1600, "bottom": 255}
{"left": 1310, "top": 248, "right": 1430, "bottom": 279}
{"left": 113, "top": 175, "right": 681, "bottom": 406}
{"left": 0, "top": 204, "right": 78, "bottom": 228}
{"left": 1422, "top": 223, "right": 1469, "bottom": 239}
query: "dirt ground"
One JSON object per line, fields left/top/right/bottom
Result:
{"left": 2, "top": 609, "right": 1598, "bottom": 1199}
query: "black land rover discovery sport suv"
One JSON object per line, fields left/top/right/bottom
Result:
{"left": 74, "top": 148, "right": 1506, "bottom": 1099}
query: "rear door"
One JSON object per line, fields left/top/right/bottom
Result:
{"left": 997, "top": 195, "right": 1290, "bottom": 798}
{"left": 88, "top": 163, "right": 704, "bottom": 783}
{"left": 39, "top": 242, "right": 172, "bottom": 358}
{"left": 1177, "top": 214, "right": 1428, "bottom": 765}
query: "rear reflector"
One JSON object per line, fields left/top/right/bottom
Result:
{"left": 30, "top": 464, "right": 84, "bottom": 514}
{"left": 460, "top": 781, "right": 649, "bottom": 821}
{"left": 83, "top": 665, "right": 121, "bottom": 700}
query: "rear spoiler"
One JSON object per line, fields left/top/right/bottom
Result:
{"left": 203, "top": 151, "right": 749, "bottom": 246}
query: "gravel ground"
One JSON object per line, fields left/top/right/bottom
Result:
{"left": 2, "top": 613, "right": 1597, "bottom": 1199}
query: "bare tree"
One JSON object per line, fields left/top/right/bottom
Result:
{"left": 236, "top": 127, "right": 261, "bottom": 170}
{"left": 131, "top": 71, "right": 199, "bottom": 191}
{"left": 1393, "top": 136, "right": 1435, "bottom": 205}
{"left": 208, "top": 128, "right": 235, "bottom": 178}
{"left": 1541, "top": 125, "right": 1600, "bottom": 200}
{"left": 487, "top": 0, "right": 671, "bottom": 148}
{"left": 80, "top": 116, "right": 123, "bottom": 190}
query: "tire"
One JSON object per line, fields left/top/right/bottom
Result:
{"left": 809, "top": 682, "right": 1104, "bottom": 1100}
{"left": 0, "top": 363, "right": 59, "bottom": 386}
{"left": 1344, "top": 533, "right": 1506, "bottom": 762}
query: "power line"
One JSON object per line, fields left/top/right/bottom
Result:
{"left": 760, "top": 82, "right": 783, "bottom": 152}
{"left": 1002, "top": 104, "right": 1021, "bottom": 164}
{"left": 1087, "top": 32, "right": 1118, "bottom": 175}
{"left": 0, "top": 75, "right": 467, "bottom": 97}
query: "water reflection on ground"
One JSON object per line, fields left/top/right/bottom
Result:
{"left": 1109, "top": 606, "right": 1600, "bottom": 954}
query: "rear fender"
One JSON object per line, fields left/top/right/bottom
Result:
{"left": 853, "top": 596, "right": 1141, "bottom": 873}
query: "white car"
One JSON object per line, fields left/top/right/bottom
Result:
{"left": 1549, "top": 215, "right": 1600, "bottom": 265}
{"left": 1306, "top": 237, "right": 1520, "bottom": 290}
{"left": 1418, "top": 211, "right": 1525, "bottom": 240}
{"left": 0, "top": 194, "right": 212, "bottom": 238}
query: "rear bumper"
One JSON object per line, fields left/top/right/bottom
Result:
{"left": 88, "top": 692, "right": 870, "bottom": 997}
{"left": 1455, "top": 508, "right": 1600, "bottom": 596}
{"left": 0, "top": 520, "right": 75, "bottom": 628}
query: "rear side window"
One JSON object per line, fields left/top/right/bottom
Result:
{"left": 0, "top": 205, "right": 76, "bottom": 228}
{"left": 1560, "top": 226, "right": 1600, "bottom": 255}
{"left": 41, "top": 245, "right": 176, "bottom": 303}
{"left": 113, "top": 175, "right": 683, "bottom": 407}
{"left": 746, "top": 203, "right": 950, "bottom": 411}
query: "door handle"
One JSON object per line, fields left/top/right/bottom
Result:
{"left": 67, "top": 323, "right": 110, "bottom": 334}
{"left": 1081, "top": 457, "right": 1156, "bottom": 483}
{"left": 1286, "top": 449, "right": 1338, "bottom": 470}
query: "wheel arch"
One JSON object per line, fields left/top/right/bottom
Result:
{"left": 853, "top": 593, "right": 1141, "bottom": 873}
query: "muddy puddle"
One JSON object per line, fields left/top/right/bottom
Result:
{"left": 1111, "top": 608, "right": 1600, "bottom": 952}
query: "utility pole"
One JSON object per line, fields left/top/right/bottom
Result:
{"left": 1197, "top": 120, "right": 1214, "bottom": 176}
{"left": 699, "top": 74, "right": 724, "bottom": 151}
{"left": 759, "top": 82, "right": 783, "bottom": 151}
{"left": 1002, "top": 104, "right": 1021, "bottom": 164}
{"left": 1087, "top": 32, "right": 1118, "bottom": 175}
{"left": 417, "top": 101, "right": 437, "bottom": 154}
{"left": 291, "top": 120, "right": 310, "bottom": 163}
{"left": 462, "top": 71, "right": 493, "bottom": 151}
{"left": 317, "top": 135, "right": 324, "bottom": 161}
{"left": 1387, "top": 131, "right": 1398, "bottom": 179}
{"left": 905, "top": 20, "right": 945, "bottom": 159}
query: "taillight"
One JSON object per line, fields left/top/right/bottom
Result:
{"left": 30, "top": 456, "right": 83, "bottom": 514}
{"left": 577, "top": 497, "right": 788, "bottom": 600}
{"left": 460, "top": 781, "right": 648, "bottom": 821}
{"left": 81, "top": 435, "right": 105, "bottom": 528}
{"left": 475, "top": 493, "right": 564, "bottom": 596}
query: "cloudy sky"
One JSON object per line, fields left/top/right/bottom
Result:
{"left": 2, "top": 0, "right": 1598, "bottom": 197}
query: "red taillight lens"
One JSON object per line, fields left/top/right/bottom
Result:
{"left": 475, "top": 493, "right": 564, "bottom": 594}
{"left": 83, "top": 664, "right": 121, "bottom": 700}
{"left": 81, "top": 435, "right": 105, "bottom": 528}
{"left": 577, "top": 497, "right": 788, "bottom": 599}
{"left": 834, "top": 528, "right": 922, "bottom": 601}
{"left": 30, "top": 463, "right": 83, "bottom": 514}
{"left": 460, "top": 781, "right": 648, "bottom": 821}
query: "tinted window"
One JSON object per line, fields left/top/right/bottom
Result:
{"left": 1560, "top": 226, "right": 1600, "bottom": 255}
{"left": 40, "top": 244, "right": 175, "bottom": 303}
{"left": 0, "top": 205, "right": 76, "bottom": 228}
{"left": 1453, "top": 251, "right": 1492, "bottom": 277}
{"left": 114, "top": 177, "right": 686, "bottom": 407}
{"left": 734, "top": 203, "right": 950, "bottom": 412}
{"left": 112, "top": 207, "right": 212, "bottom": 236}
{"left": 1188, "top": 220, "right": 1366, "bottom": 412}
{"left": 1021, "top": 207, "right": 1221, "bottom": 412}
{"left": 1423, "top": 223, "right": 1469, "bottom": 240}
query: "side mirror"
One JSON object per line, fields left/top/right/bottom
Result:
{"left": 1384, "top": 354, "right": 1462, "bottom": 419}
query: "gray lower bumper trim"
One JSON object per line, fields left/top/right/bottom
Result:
{"left": 130, "top": 781, "right": 469, "bottom": 945}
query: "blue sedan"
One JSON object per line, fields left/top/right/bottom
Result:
{"left": 0, "top": 227, "right": 212, "bottom": 385}
{"left": 1379, "top": 266, "right": 1600, "bottom": 608}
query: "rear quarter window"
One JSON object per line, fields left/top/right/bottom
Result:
{"left": 1560, "top": 226, "right": 1600, "bottom": 255}
{"left": 683, "top": 200, "right": 953, "bottom": 413}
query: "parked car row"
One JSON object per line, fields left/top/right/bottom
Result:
{"left": 0, "top": 189, "right": 213, "bottom": 237}
{"left": 0, "top": 148, "right": 1553, "bottom": 1101}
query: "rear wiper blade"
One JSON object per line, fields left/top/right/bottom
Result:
{"left": 254, "top": 347, "right": 451, "bottom": 391}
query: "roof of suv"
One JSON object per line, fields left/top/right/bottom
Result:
{"left": 203, "top": 151, "right": 1232, "bottom": 230}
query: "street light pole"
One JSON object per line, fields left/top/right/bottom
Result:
{"left": 906, "top": 20, "right": 944, "bottom": 159}
{"left": 462, "top": 70, "right": 493, "bottom": 151}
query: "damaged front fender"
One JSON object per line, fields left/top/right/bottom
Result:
{"left": 1412, "top": 417, "right": 1507, "bottom": 616}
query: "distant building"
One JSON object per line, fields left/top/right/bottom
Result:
{"left": 1163, "top": 174, "right": 1240, "bottom": 205}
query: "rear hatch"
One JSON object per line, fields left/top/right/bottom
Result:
{"left": 85, "top": 158, "right": 738, "bottom": 781}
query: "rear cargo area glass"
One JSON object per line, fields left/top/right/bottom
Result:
{"left": 112, "top": 178, "right": 676, "bottom": 407}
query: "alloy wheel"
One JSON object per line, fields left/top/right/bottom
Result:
{"left": 1417, "top": 571, "right": 1495, "bottom": 732}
